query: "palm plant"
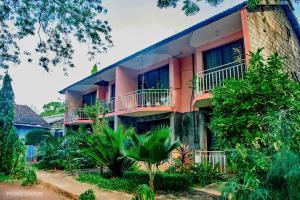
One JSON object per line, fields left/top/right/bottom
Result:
{"left": 81, "top": 126, "right": 134, "bottom": 177}
{"left": 122, "top": 127, "right": 180, "bottom": 191}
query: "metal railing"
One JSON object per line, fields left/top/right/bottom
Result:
{"left": 195, "top": 60, "right": 246, "bottom": 95}
{"left": 100, "top": 98, "right": 115, "bottom": 113}
{"left": 119, "top": 89, "right": 172, "bottom": 110}
{"left": 194, "top": 150, "right": 226, "bottom": 173}
{"left": 66, "top": 108, "right": 90, "bottom": 122}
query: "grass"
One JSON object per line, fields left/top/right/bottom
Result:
{"left": 0, "top": 173, "right": 13, "bottom": 183}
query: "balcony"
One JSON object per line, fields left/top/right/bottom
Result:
{"left": 100, "top": 98, "right": 115, "bottom": 113}
{"left": 118, "top": 89, "right": 173, "bottom": 116}
{"left": 194, "top": 60, "right": 246, "bottom": 107}
{"left": 65, "top": 108, "right": 92, "bottom": 124}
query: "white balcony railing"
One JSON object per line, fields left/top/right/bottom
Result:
{"left": 118, "top": 89, "right": 172, "bottom": 110}
{"left": 66, "top": 108, "right": 90, "bottom": 122}
{"left": 195, "top": 150, "right": 226, "bottom": 173}
{"left": 100, "top": 98, "right": 115, "bottom": 113}
{"left": 195, "top": 60, "right": 246, "bottom": 95}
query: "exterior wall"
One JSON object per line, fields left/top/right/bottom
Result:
{"left": 246, "top": 5, "right": 300, "bottom": 73}
{"left": 169, "top": 57, "right": 181, "bottom": 111}
{"left": 179, "top": 56, "right": 195, "bottom": 113}
{"left": 195, "top": 31, "right": 244, "bottom": 73}
{"left": 97, "top": 86, "right": 107, "bottom": 100}
{"left": 115, "top": 66, "right": 138, "bottom": 112}
{"left": 65, "top": 90, "right": 82, "bottom": 110}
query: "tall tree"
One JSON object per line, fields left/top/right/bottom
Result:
{"left": 40, "top": 101, "right": 65, "bottom": 117}
{"left": 0, "top": 1, "right": 112, "bottom": 72}
{"left": 0, "top": 72, "right": 26, "bottom": 177}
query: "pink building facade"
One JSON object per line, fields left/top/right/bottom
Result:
{"left": 60, "top": 2, "right": 300, "bottom": 151}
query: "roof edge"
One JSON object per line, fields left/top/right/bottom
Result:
{"left": 59, "top": 1, "right": 247, "bottom": 94}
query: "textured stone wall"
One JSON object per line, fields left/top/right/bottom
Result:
{"left": 247, "top": 5, "right": 300, "bottom": 74}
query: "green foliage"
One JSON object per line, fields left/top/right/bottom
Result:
{"left": 0, "top": 72, "right": 26, "bottom": 178}
{"left": 122, "top": 127, "right": 180, "bottom": 190}
{"left": 81, "top": 125, "right": 134, "bottom": 177}
{"left": 0, "top": 1, "right": 112, "bottom": 70}
{"left": 21, "top": 168, "right": 38, "bottom": 186}
{"left": 79, "top": 189, "right": 96, "bottom": 200}
{"left": 0, "top": 173, "right": 13, "bottom": 183}
{"left": 123, "top": 171, "right": 191, "bottom": 191}
{"left": 190, "top": 162, "right": 224, "bottom": 186}
{"left": 210, "top": 49, "right": 300, "bottom": 199}
{"left": 77, "top": 171, "right": 191, "bottom": 193}
{"left": 25, "top": 129, "right": 52, "bottom": 145}
{"left": 40, "top": 101, "right": 65, "bottom": 117}
{"left": 156, "top": 0, "right": 289, "bottom": 16}
{"left": 37, "top": 131, "right": 93, "bottom": 170}
{"left": 91, "top": 64, "right": 99, "bottom": 74}
{"left": 173, "top": 144, "right": 193, "bottom": 172}
{"left": 132, "top": 184, "right": 154, "bottom": 200}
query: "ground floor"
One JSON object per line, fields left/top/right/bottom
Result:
{"left": 65, "top": 108, "right": 218, "bottom": 151}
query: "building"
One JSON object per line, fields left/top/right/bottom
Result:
{"left": 14, "top": 104, "right": 50, "bottom": 161}
{"left": 44, "top": 114, "right": 64, "bottom": 137}
{"left": 59, "top": 2, "right": 300, "bottom": 157}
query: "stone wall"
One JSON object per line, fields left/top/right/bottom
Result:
{"left": 246, "top": 5, "right": 300, "bottom": 74}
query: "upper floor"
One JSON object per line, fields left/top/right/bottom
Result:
{"left": 60, "top": 2, "right": 300, "bottom": 125}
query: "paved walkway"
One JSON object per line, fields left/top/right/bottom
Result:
{"left": 36, "top": 170, "right": 132, "bottom": 200}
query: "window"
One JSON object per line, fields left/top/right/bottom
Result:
{"left": 110, "top": 84, "right": 115, "bottom": 98}
{"left": 285, "top": 26, "right": 291, "bottom": 41}
{"left": 203, "top": 39, "right": 245, "bottom": 72}
{"left": 138, "top": 65, "right": 169, "bottom": 89}
{"left": 82, "top": 91, "right": 97, "bottom": 106}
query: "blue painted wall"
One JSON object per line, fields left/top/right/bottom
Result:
{"left": 15, "top": 125, "right": 48, "bottom": 162}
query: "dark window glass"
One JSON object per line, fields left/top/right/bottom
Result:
{"left": 138, "top": 65, "right": 169, "bottom": 89}
{"left": 111, "top": 84, "right": 115, "bottom": 98}
{"left": 203, "top": 39, "right": 244, "bottom": 72}
{"left": 83, "top": 91, "right": 97, "bottom": 106}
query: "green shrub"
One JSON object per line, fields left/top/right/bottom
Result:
{"left": 123, "top": 171, "right": 191, "bottom": 191}
{"left": 79, "top": 189, "right": 96, "bottom": 200}
{"left": 21, "top": 168, "right": 37, "bottom": 186}
{"left": 0, "top": 173, "right": 13, "bottom": 183}
{"left": 190, "top": 162, "right": 224, "bottom": 186}
{"left": 77, "top": 173, "right": 139, "bottom": 193}
{"left": 77, "top": 171, "right": 191, "bottom": 193}
{"left": 132, "top": 184, "right": 154, "bottom": 200}
{"left": 25, "top": 129, "right": 52, "bottom": 145}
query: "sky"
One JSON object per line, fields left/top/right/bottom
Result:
{"left": 3, "top": 0, "right": 300, "bottom": 113}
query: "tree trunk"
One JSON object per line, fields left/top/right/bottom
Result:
{"left": 148, "top": 163, "right": 155, "bottom": 191}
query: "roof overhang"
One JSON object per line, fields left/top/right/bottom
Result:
{"left": 59, "top": 1, "right": 299, "bottom": 94}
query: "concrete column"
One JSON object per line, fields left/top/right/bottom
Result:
{"left": 198, "top": 112, "right": 207, "bottom": 150}
{"left": 170, "top": 113, "right": 176, "bottom": 142}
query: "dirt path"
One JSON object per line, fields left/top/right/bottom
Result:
{"left": 0, "top": 183, "right": 69, "bottom": 200}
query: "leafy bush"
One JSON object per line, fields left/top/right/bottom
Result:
{"left": 81, "top": 125, "right": 134, "bottom": 177}
{"left": 77, "top": 171, "right": 191, "bottom": 193}
{"left": 132, "top": 184, "right": 154, "bottom": 200}
{"left": 173, "top": 144, "right": 193, "bottom": 172}
{"left": 210, "top": 49, "right": 300, "bottom": 199}
{"left": 37, "top": 131, "right": 94, "bottom": 170}
{"left": 190, "top": 162, "right": 224, "bottom": 186}
{"left": 21, "top": 168, "right": 37, "bottom": 186}
{"left": 79, "top": 189, "right": 96, "bottom": 200}
{"left": 123, "top": 171, "right": 191, "bottom": 191}
{"left": 77, "top": 173, "right": 139, "bottom": 193}
{"left": 25, "top": 129, "right": 52, "bottom": 145}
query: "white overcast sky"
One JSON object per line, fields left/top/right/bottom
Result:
{"left": 3, "top": 0, "right": 300, "bottom": 113}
